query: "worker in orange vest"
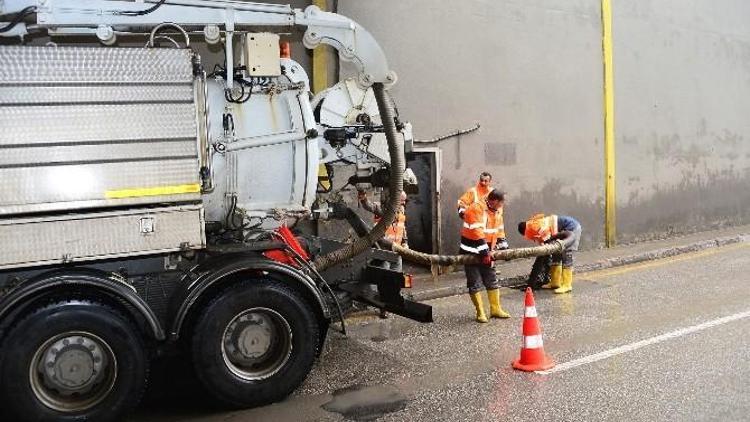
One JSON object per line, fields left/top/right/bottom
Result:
{"left": 517, "top": 213, "right": 582, "bottom": 294}
{"left": 358, "top": 188, "right": 408, "bottom": 319}
{"left": 457, "top": 172, "right": 493, "bottom": 218}
{"left": 460, "top": 189, "right": 510, "bottom": 323}
{"left": 358, "top": 189, "right": 409, "bottom": 249}
{"left": 457, "top": 172, "right": 508, "bottom": 250}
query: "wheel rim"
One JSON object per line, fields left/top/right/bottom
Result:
{"left": 221, "top": 307, "right": 293, "bottom": 380}
{"left": 30, "top": 331, "right": 117, "bottom": 413}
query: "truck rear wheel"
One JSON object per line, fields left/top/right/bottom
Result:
{"left": 191, "top": 279, "right": 321, "bottom": 408}
{"left": 0, "top": 301, "right": 148, "bottom": 422}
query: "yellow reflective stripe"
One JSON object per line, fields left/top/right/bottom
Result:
{"left": 464, "top": 222, "right": 485, "bottom": 229}
{"left": 105, "top": 183, "right": 201, "bottom": 199}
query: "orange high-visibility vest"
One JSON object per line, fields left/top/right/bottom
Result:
{"left": 523, "top": 213, "right": 558, "bottom": 243}
{"left": 457, "top": 184, "right": 492, "bottom": 215}
{"left": 460, "top": 202, "right": 505, "bottom": 254}
{"left": 375, "top": 208, "right": 407, "bottom": 245}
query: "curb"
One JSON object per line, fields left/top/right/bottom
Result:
{"left": 574, "top": 234, "right": 748, "bottom": 273}
{"left": 408, "top": 233, "right": 749, "bottom": 302}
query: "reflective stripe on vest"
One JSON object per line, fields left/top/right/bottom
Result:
{"left": 463, "top": 221, "right": 485, "bottom": 230}
{"left": 484, "top": 224, "right": 504, "bottom": 234}
{"left": 461, "top": 203, "right": 504, "bottom": 251}
{"left": 460, "top": 243, "right": 489, "bottom": 254}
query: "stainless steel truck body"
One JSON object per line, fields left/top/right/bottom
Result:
{"left": 0, "top": 2, "right": 429, "bottom": 420}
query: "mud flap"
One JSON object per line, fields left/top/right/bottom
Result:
{"left": 338, "top": 265, "right": 433, "bottom": 323}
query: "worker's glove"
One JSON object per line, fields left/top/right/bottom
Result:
{"left": 357, "top": 189, "right": 366, "bottom": 201}
{"left": 495, "top": 238, "right": 509, "bottom": 250}
{"left": 481, "top": 254, "right": 493, "bottom": 267}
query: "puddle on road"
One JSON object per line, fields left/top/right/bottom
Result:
{"left": 349, "top": 319, "right": 404, "bottom": 342}
{"left": 322, "top": 384, "right": 408, "bottom": 421}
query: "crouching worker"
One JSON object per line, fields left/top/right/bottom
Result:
{"left": 358, "top": 189, "right": 409, "bottom": 255}
{"left": 517, "top": 214, "right": 582, "bottom": 294}
{"left": 359, "top": 189, "right": 408, "bottom": 318}
{"left": 460, "top": 189, "right": 510, "bottom": 323}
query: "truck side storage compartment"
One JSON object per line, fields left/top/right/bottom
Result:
{"left": 0, "top": 205, "right": 205, "bottom": 270}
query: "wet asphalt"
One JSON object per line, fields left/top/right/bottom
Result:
{"left": 132, "top": 242, "right": 750, "bottom": 421}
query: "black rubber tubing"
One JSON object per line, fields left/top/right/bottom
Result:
{"left": 312, "top": 82, "right": 405, "bottom": 272}
{"left": 383, "top": 231, "right": 576, "bottom": 267}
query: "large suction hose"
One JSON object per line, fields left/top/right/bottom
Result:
{"left": 382, "top": 231, "right": 577, "bottom": 268}
{"left": 332, "top": 204, "right": 575, "bottom": 269}
{"left": 312, "top": 82, "right": 405, "bottom": 272}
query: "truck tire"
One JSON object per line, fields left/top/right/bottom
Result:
{"left": 191, "top": 279, "right": 320, "bottom": 408}
{"left": 0, "top": 300, "right": 148, "bottom": 422}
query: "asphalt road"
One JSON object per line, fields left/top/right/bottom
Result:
{"left": 132, "top": 242, "right": 750, "bottom": 421}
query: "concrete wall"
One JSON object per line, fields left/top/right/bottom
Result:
{"left": 613, "top": 0, "right": 750, "bottom": 242}
{"left": 339, "top": 0, "right": 605, "bottom": 252}
{"left": 338, "top": 0, "right": 750, "bottom": 251}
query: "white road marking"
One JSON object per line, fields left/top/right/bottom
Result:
{"left": 537, "top": 310, "right": 750, "bottom": 374}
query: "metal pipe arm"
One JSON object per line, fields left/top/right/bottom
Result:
{"left": 296, "top": 5, "right": 396, "bottom": 87}
{"left": 1, "top": 1, "right": 395, "bottom": 86}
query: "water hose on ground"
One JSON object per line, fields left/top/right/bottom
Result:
{"left": 312, "top": 82, "right": 405, "bottom": 272}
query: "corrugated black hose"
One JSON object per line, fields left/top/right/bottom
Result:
{"left": 382, "top": 231, "right": 577, "bottom": 267}
{"left": 312, "top": 82, "right": 405, "bottom": 272}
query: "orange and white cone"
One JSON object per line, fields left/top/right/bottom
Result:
{"left": 512, "top": 287, "right": 555, "bottom": 371}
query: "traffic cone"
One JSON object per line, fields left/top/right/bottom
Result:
{"left": 512, "top": 287, "right": 555, "bottom": 371}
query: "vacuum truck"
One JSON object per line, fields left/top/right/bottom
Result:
{"left": 0, "top": 1, "right": 430, "bottom": 420}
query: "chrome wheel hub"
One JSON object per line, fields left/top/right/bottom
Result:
{"left": 31, "top": 332, "right": 116, "bottom": 412}
{"left": 222, "top": 308, "right": 292, "bottom": 380}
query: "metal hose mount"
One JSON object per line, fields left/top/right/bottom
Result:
{"left": 312, "top": 82, "right": 405, "bottom": 272}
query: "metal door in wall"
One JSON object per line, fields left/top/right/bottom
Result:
{"left": 405, "top": 148, "right": 442, "bottom": 254}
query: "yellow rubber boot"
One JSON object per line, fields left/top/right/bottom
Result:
{"left": 543, "top": 264, "right": 563, "bottom": 289}
{"left": 554, "top": 267, "right": 573, "bottom": 294}
{"left": 470, "top": 292, "right": 489, "bottom": 323}
{"left": 487, "top": 289, "right": 510, "bottom": 318}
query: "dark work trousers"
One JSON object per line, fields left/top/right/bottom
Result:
{"left": 465, "top": 263, "right": 499, "bottom": 294}
{"left": 551, "top": 224, "right": 582, "bottom": 268}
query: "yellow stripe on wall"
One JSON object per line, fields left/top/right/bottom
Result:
{"left": 602, "top": 0, "right": 617, "bottom": 247}
{"left": 105, "top": 183, "right": 201, "bottom": 199}
{"left": 312, "top": 0, "right": 329, "bottom": 94}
